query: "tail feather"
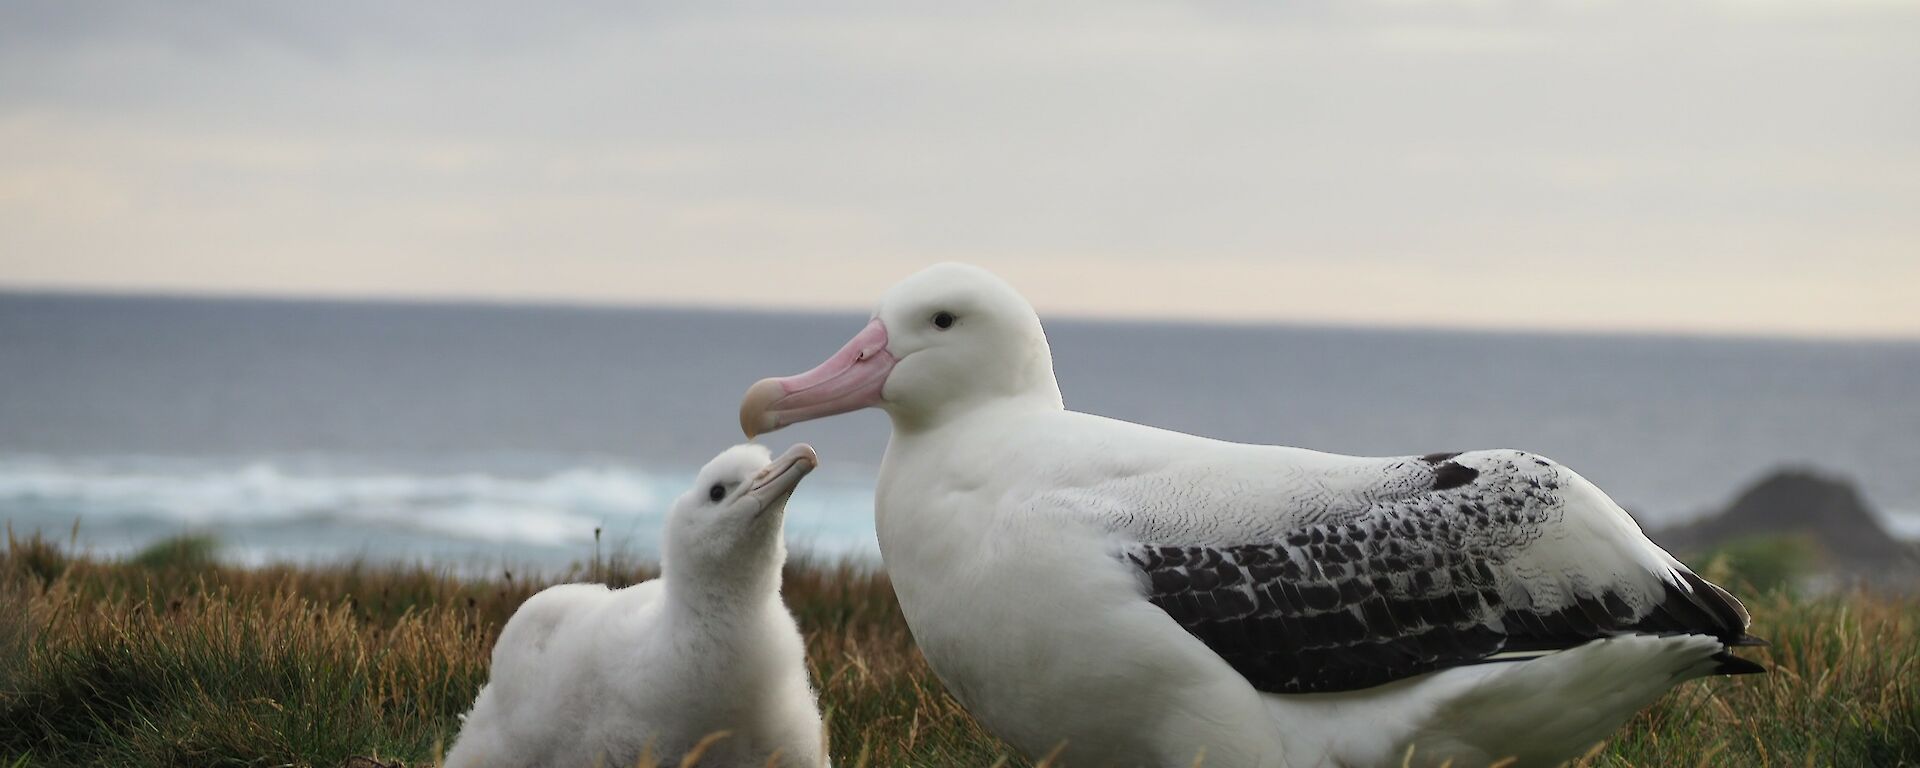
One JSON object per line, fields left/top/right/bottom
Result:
{"left": 1710, "top": 650, "right": 1767, "bottom": 676}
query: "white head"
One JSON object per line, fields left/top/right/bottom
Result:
{"left": 662, "top": 443, "right": 817, "bottom": 593}
{"left": 739, "top": 263, "right": 1062, "bottom": 436}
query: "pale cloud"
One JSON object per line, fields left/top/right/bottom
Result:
{"left": 1, "top": 0, "right": 1916, "bottom": 337}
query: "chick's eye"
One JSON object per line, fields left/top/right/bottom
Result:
{"left": 708, "top": 483, "right": 726, "bottom": 502}
{"left": 932, "top": 311, "right": 956, "bottom": 330}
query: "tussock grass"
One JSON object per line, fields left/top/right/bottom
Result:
{"left": 1573, "top": 586, "right": 1920, "bottom": 767}
{"left": 1, "top": 532, "right": 1915, "bottom": 767}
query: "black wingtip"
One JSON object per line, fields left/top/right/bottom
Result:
{"left": 1731, "top": 633, "right": 1770, "bottom": 648}
{"left": 1711, "top": 651, "right": 1768, "bottom": 676}
{"left": 1674, "top": 569, "right": 1754, "bottom": 642}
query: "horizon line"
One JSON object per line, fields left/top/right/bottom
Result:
{"left": 4, "top": 281, "right": 1916, "bottom": 346}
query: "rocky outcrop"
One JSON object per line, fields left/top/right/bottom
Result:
{"left": 1654, "top": 469, "right": 1913, "bottom": 568}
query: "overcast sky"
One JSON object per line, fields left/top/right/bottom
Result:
{"left": 2, "top": 1, "right": 1916, "bottom": 337}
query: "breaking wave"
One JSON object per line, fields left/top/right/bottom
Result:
{"left": 0, "top": 455, "right": 878, "bottom": 565}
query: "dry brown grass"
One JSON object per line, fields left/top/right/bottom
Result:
{"left": 1, "top": 531, "right": 1914, "bottom": 767}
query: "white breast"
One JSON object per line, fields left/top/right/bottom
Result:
{"left": 876, "top": 410, "right": 1289, "bottom": 767}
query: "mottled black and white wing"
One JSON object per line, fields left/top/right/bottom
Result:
{"left": 1113, "top": 450, "right": 1762, "bottom": 694}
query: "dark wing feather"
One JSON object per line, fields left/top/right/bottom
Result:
{"left": 1121, "top": 451, "right": 1758, "bottom": 694}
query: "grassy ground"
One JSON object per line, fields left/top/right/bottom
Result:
{"left": 1, "top": 531, "right": 1914, "bottom": 767}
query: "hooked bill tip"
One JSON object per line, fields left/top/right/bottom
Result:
{"left": 739, "top": 377, "right": 786, "bottom": 439}
{"left": 785, "top": 442, "right": 818, "bottom": 470}
{"left": 748, "top": 443, "right": 820, "bottom": 494}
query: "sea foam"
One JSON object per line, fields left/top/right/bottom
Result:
{"left": 0, "top": 455, "right": 879, "bottom": 565}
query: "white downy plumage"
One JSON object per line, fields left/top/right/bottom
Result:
{"left": 443, "top": 444, "right": 829, "bottom": 768}
{"left": 740, "top": 263, "right": 1763, "bottom": 768}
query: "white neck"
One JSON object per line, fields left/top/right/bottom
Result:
{"left": 663, "top": 535, "right": 785, "bottom": 614}
{"left": 890, "top": 387, "right": 1062, "bottom": 434}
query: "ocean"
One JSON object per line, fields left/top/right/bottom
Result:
{"left": 2, "top": 292, "right": 1916, "bottom": 570}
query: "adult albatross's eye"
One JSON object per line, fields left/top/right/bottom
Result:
{"left": 932, "top": 311, "right": 956, "bottom": 330}
{"left": 708, "top": 483, "right": 726, "bottom": 503}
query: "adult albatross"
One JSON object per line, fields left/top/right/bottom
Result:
{"left": 740, "top": 263, "right": 1763, "bottom": 768}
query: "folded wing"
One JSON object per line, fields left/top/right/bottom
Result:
{"left": 1111, "top": 450, "right": 1760, "bottom": 694}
